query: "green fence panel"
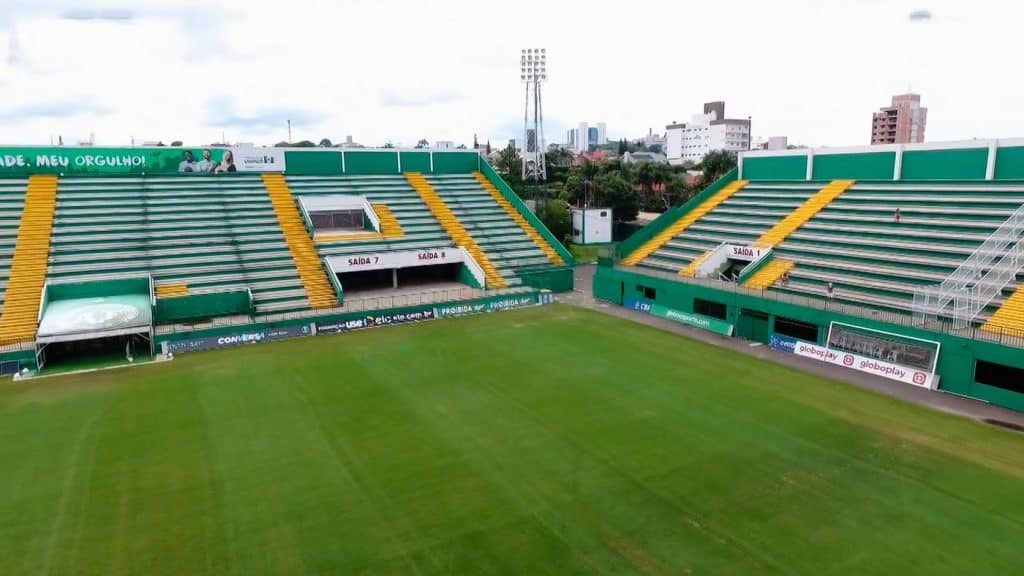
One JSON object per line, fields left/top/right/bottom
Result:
{"left": 742, "top": 155, "right": 807, "bottom": 180}
{"left": 155, "top": 290, "right": 253, "bottom": 323}
{"left": 432, "top": 151, "right": 481, "bottom": 174}
{"left": 477, "top": 162, "right": 575, "bottom": 265}
{"left": 994, "top": 146, "right": 1024, "bottom": 180}
{"left": 47, "top": 277, "right": 150, "bottom": 301}
{"left": 900, "top": 148, "right": 988, "bottom": 180}
{"left": 284, "top": 150, "right": 343, "bottom": 175}
{"left": 343, "top": 151, "right": 400, "bottom": 174}
{"left": 813, "top": 152, "right": 896, "bottom": 181}
{"left": 399, "top": 151, "right": 431, "bottom": 173}
{"left": 516, "top": 266, "right": 574, "bottom": 292}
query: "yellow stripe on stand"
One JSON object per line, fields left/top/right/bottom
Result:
{"left": 982, "top": 284, "right": 1024, "bottom": 336}
{"left": 473, "top": 172, "right": 565, "bottom": 266}
{"left": 155, "top": 284, "right": 189, "bottom": 298}
{"left": 742, "top": 259, "right": 795, "bottom": 289}
{"left": 405, "top": 173, "right": 507, "bottom": 288}
{"left": 754, "top": 180, "right": 854, "bottom": 247}
{"left": 262, "top": 174, "right": 338, "bottom": 309}
{"left": 0, "top": 175, "right": 58, "bottom": 346}
{"left": 622, "top": 180, "right": 748, "bottom": 265}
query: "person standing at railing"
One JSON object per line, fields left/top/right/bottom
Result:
{"left": 826, "top": 282, "right": 835, "bottom": 300}
{"left": 894, "top": 207, "right": 901, "bottom": 223}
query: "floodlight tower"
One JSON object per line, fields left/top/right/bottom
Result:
{"left": 520, "top": 48, "right": 547, "bottom": 182}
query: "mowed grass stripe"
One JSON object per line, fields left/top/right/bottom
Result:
{"left": 0, "top": 304, "right": 1022, "bottom": 575}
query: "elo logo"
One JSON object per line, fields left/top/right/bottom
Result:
{"left": 913, "top": 372, "right": 926, "bottom": 385}
{"left": 843, "top": 354, "right": 854, "bottom": 366}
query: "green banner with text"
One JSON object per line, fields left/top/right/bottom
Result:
{"left": 649, "top": 304, "right": 734, "bottom": 336}
{"left": 0, "top": 146, "right": 284, "bottom": 176}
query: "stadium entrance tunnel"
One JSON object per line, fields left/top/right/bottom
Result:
{"left": 326, "top": 248, "right": 480, "bottom": 296}
{"left": 335, "top": 262, "right": 462, "bottom": 294}
{"left": 38, "top": 333, "right": 151, "bottom": 370}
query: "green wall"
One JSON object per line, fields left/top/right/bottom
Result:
{"left": 517, "top": 266, "right": 574, "bottom": 293}
{"left": 593, "top": 266, "right": 1024, "bottom": 412}
{"left": 284, "top": 150, "right": 343, "bottom": 175}
{"left": 47, "top": 277, "right": 150, "bottom": 301}
{"left": 813, "top": 152, "right": 896, "bottom": 181}
{"left": 900, "top": 148, "right": 988, "bottom": 180}
{"left": 155, "top": 291, "right": 253, "bottom": 323}
{"left": 344, "top": 151, "right": 399, "bottom": 174}
{"left": 994, "top": 146, "right": 1024, "bottom": 179}
{"left": 400, "top": 151, "right": 431, "bottom": 173}
{"left": 742, "top": 155, "right": 807, "bottom": 180}
{"left": 433, "top": 152, "right": 480, "bottom": 174}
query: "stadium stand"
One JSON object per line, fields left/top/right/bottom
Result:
{"left": 46, "top": 175, "right": 311, "bottom": 315}
{"left": 622, "top": 179, "right": 1024, "bottom": 320}
{"left": 0, "top": 147, "right": 572, "bottom": 377}
{"left": 598, "top": 140, "right": 1024, "bottom": 411}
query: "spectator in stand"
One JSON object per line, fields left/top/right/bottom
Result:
{"left": 826, "top": 282, "right": 835, "bottom": 300}
{"left": 781, "top": 271, "right": 789, "bottom": 286}
{"left": 894, "top": 207, "right": 901, "bottom": 223}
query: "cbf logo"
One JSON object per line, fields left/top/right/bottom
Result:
{"left": 913, "top": 372, "right": 927, "bottom": 386}
{"left": 843, "top": 354, "right": 855, "bottom": 366}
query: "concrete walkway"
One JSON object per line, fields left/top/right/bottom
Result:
{"left": 559, "top": 265, "right": 1024, "bottom": 431}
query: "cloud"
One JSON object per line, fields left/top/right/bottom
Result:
{"left": 908, "top": 9, "right": 933, "bottom": 22}
{"left": 61, "top": 9, "right": 134, "bottom": 22}
{"left": 204, "top": 97, "right": 324, "bottom": 130}
{"left": 0, "top": 99, "right": 113, "bottom": 121}
{"left": 378, "top": 89, "right": 463, "bottom": 108}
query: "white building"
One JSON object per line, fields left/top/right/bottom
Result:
{"left": 749, "top": 136, "right": 788, "bottom": 151}
{"left": 665, "top": 102, "right": 750, "bottom": 165}
{"left": 434, "top": 140, "right": 455, "bottom": 150}
{"left": 567, "top": 121, "right": 608, "bottom": 152}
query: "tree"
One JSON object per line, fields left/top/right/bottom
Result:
{"left": 473, "top": 134, "right": 479, "bottom": 149}
{"left": 382, "top": 141, "right": 395, "bottom": 149}
{"left": 667, "top": 173, "right": 695, "bottom": 206}
{"left": 537, "top": 198, "right": 571, "bottom": 244}
{"left": 594, "top": 172, "right": 639, "bottom": 223}
{"left": 170, "top": 140, "right": 182, "bottom": 147}
{"left": 293, "top": 140, "right": 316, "bottom": 148}
{"left": 415, "top": 138, "right": 429, "bottom": 149}
{"left": 318, "top": 138, "right": 333, "bottom": 147}
{"left": 486, "top": 139, "right": 491, "bottom": 155}
{"left": 648, "top": 143, "right": 663, "bottom": 155}
{"left": 564, "top": 168, "right": 584, "bottom": 205}
{"left": 274, "top": 141, "right": 290, "bottom": 147}
{"left": 618, "top": 138, "right": 627, "bottom": 155}
{"left": 699, "top": 150, "right": 737, "bottom": 185}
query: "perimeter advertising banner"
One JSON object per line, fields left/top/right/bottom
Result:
{"left": 0, "top": 146, "right": 284, "bottom": 176}
{"left": 791, "top": 341, "right": 936, "bottom": 389}
{"left": 162, "top": 324, "right": 312, "bottom": 354}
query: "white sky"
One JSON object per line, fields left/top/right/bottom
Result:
{"left": 0, "top": 0, "right": 1021, "bottom": 148}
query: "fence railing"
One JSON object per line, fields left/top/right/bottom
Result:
{"left": 616, "top": 265, "right": 1024, "bottom": 349}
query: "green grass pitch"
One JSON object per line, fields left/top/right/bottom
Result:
{"left": 2, "top": 305, "right": 1023, "bottom": 575}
